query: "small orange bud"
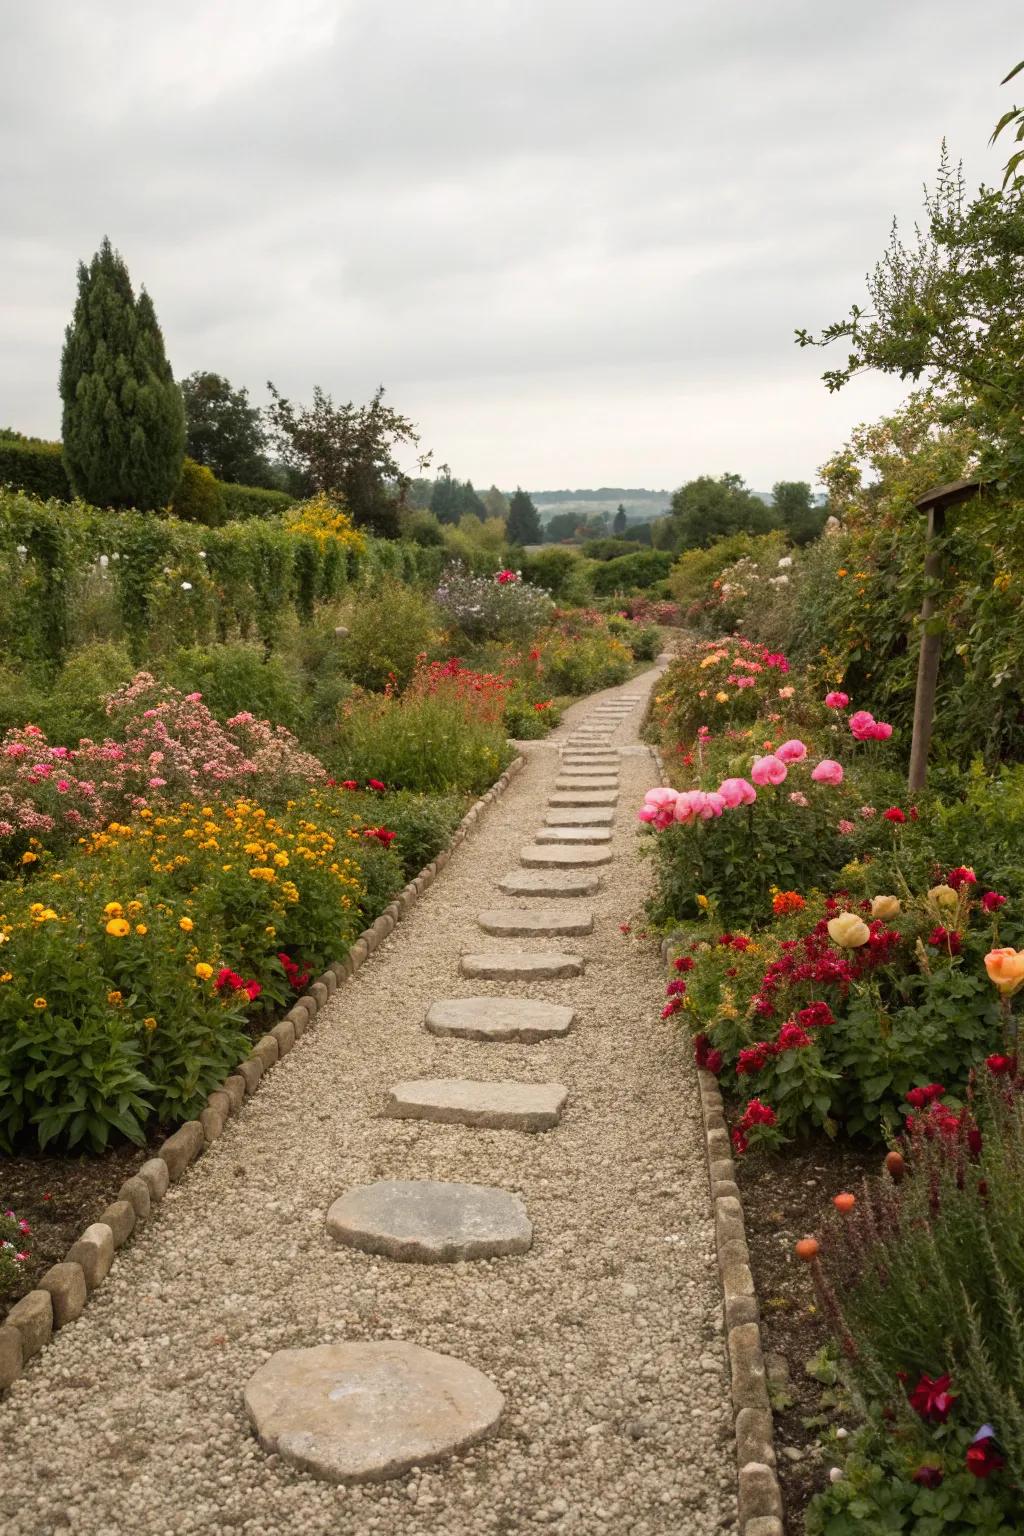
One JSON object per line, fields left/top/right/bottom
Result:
{"left": 795, "top": 1236, "right": 819, "bottom": 1262}
{"left": 833, "top": 1192, "right": 856, "bottom": 1214}
{"left": 884, "top": 1150, "right": 905, "bottom": 1183}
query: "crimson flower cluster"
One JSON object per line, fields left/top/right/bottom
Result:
{"left": 904, "top": 1372, "right": 1005, "bottom": 1482}
{"left": 693, "top": 1033, "right": 724, "bottom": 1075}
{"left": 362, "top": 825, "right": 397, "bottom": 848}
{"left": 731, "top": 1097, "right": 776, "bottom": 1154}
{"left": 277, "top": 951, "right": 310, "bottom": 993}
{"left": 752, "top": 908, "right": 901, "bottom": 1020}
{"left": 214, "top": 968, "right": 261, "bottom": 1002}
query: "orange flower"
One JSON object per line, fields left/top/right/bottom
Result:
{"left": 772, "top": 890, "right": 806, "bottom": 916}
{"left": 984, "top": 947, "right": 1024, "bottom": 997}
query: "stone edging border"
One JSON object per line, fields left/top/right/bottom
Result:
{"left": 650, "top": 743, "right": 783, "bottom": 1536}
{"left": 0, "top": 753, "right": 527, "bottom": 1394}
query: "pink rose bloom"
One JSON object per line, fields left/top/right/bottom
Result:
{"left": 4, "top": 743, "right": 27, "bottom": 759}
{"left": 699, "top": 791, "right": 726, "bottom": 819}
{"left": 776, "top": 739, "right": 808, "bottom": 763}
{"left": 838, "top": 819, "right": 856, "bottom": 834}
{"left": 638, "top": 787, "right": 679, "bottom": 830}
{"left": 811, "top": 758, "right": 844, "bottom": 786}
{"left": 185, "top": 692, "right": 203, "bottom": 703}
{"left": 55, "top": 779, "right": 70, "bottom": 793}
{"left": 860, "top": 805, "right": 876, "bottom": 818}
{"left": 673, "top": 790, "right": 706, "bottom": 824}
{"left": 849, "top": 710, "right": 876, "bottom": 741}
{"left": 751, "top": 754, "right": 788, "bottom": 786}
{"left": 789, "top": 791, "right": 809, "bottom": 807}
{"left": 736, "top": 676, "right": 755, "bottom": 689}
{"left": 719, "top": 777, "right": 757, "bottom": 808}
{"left": 825, "top": 691, "right": 850, "bottom": 709}
{"left": 867, "top": 721, "right": 893, "bottom": 741}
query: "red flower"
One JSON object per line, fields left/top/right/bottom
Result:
{"left": 661, "top": 999, "right": 683, "bottom": 1018}
{"left": 908, "top": 1372, "right": 957, "bottom": 1423}
{"left": 911, "top": 1466, "right": 943, "bottom": 1489}
{"left": 882, "top": 806, "right": 906, "bottom": 824}
{"left": 693, "top": 1033, "right": 711, "bottom": 1067}
{"left": 776, "top": 1021, "right": 812, "bottom": 1051}
{"left": 363, "top": 826, "right": 397, "bottom": 847}
{"left": 665, "top": 979, "right": 687, "bottom": 997}
{"left": 966, "top": 1430, "right": 1005, "bottom": 1479}
{"left": 906, "top": 1084, "right": 946, "bottom": 1109}
{"left": 986, "top": 1054, "right": 1016, "bottom": 1075}
{"left": 366, "top": 779, "right": 387, "bottom": 792}
{"left": 797, "top": 1002, "right": 835, "bottom": 1029}
{"left": 927, "top": 926, "right": 961, "bottom": 955}
{"left": 742, "top": 1097, "right": 776, "bottom": 1128}
{"left": 244, "top": 980, "right": 261, "bottom": 1002}
{"left": 705, "top": 1049, "right": 723, "bottom": 1075}
{"left": 495, "top": 569, "right": 518, "bottom": 584}
{"left": 946, "top": 866, "right": 977, "bottom": 890}
{"left": 341, "top": 779, "right": 358, "bottom": 790}
{"left": 982, "top": 891, "right": 1007, "bottom": 913}
{"left": 673, "top": 956, "right": 695, "bottom": 973}
{"left": 736, "top": 1044, "right": 770, "bottom": 1075}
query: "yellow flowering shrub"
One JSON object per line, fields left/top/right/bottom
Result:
{"left": 284, "top": 493, "right": 366, "bottom": 555}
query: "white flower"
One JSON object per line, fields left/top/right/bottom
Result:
{"left": 181, "top": 581, "right": 193, "bottom": 592}
{"left": 99, "top": 554, "right": 109, "bottom": 568}
{"left": 829, "top": 1468, "right": 844, "bottom": 1484}
{"left": 777, "top": 555, "right": 793, "bottom": 568}
{"left": 199, "top": 551, "right": 207, "bottom": 559}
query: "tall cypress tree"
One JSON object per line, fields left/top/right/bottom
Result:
{"left": 60, "top": 238, "right": 186, "bottom": 509}
{"left": 506, "top": 487, "right": 542, "bottom": 545}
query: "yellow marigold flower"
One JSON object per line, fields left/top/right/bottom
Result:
{"left": 107, "top": 990, "right": 123, "bottom": 1006}
{"left": 179, "top": 916, "right": 194, "bottom": 932}
{"left": 30, "top": 902, "right": 44, "bottom": 914}
{"left": 33, "top": 908, "right": 58, "bottom": 923}
{"left": 104, "top": 901, "right": 123, "bottom": 917}
{"left": 105, "top": 918, "right": 131, "bottom": 938}
{"left": 21, "top": 850, "right": 39, "bottom": 865}
{"left": 696, "top": 894, "right": 710, "bottom": 911}
{"left": 195, "top": 962, "right": 214, "bottom": 980}
{"left": 139, "top": 808, "right": 153, "bottom": 819}
{"left": 135, "top": 923, "right": 148, "bottom": 936}
{"left": 265, "top": 925, "right": 276, "bottom": 938}
{"left": 714, "top": 691, "right": 729, "bottom": 704}
{"left": 0, "top": 972, "right": 12, "bottom": 984}
{"left": 33, "top": 996, "right": 47, "bottom": 1009}
{"left": 273, "top": 851, "right": 289, "bottom": 867}
{"left": 143, "top": 1016, "right": 158, "bottom": 1032}
{"left": 126, "top": 900, "right": 143, "bottom": 915}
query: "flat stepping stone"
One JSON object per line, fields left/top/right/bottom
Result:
{"left": 461, "top": 949, "right": 584, "bottom": 979}
{"left": 519, "top": 844, "right": 612, "bottom": 867}
{"left": 560, "top": 760, "right": 620, "bottom": 771}
{"left": 245, "top": 1340, "right": 503, "bottom": 1483}
{"left": 544, "top": 806, "right": 614, "bottom": 825}
{"left": 556, "top": 777, "right": 618, "bottom": 791}
{"left": 385, "top": 1078, "right": 568, "bottom": 1130}
{"left": 535, "top": 826, "right": 612, "bottom": 845}
{"left": 549, "top": 790, "right": 619, "bottom": 807}
{"left": 498, "top": 869, "right": 601, "bottom": 897}
{"left": 425, "top": 996, "right": 575, "bottom": 1041}
{"left": 327, "top": 1180, "right": 532, "bottom": 1263}
{"left": 477, "top": 903, "right": 594, "bottom": 936}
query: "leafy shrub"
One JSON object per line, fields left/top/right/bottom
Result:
{"left": 165, "top": 642, "right": 303, "bottom": 731}
{"left": 581, "top": 538, "right": 644, "bottom": 561}
{"left": 669, "top": 531, "right": 787, "bottom": 626}
{"left": 36, "top": 641, "right": 137, "bottom": 743}
{"left": 588, "top": 549, "right": 672, "bottom": 594}
{"left": 402, "top": 509, "right": 446, "bottom": 547}
{"left": 338, "top": 577, "right": 440, "bottom": 691}
{"left": 171, "top": 457, "right": 226, "bottom": 526}
{"left": 538, "top": 615, "right": 633, "bottom": 694}
{"left": 806, "top": 1078, "right": 1024, "bottom": 1530}
{"left": 519, "top": 546, "right": 579, "bottom": 598}
{"left": 0, "top": 437, "right": 70, "bottom": 500}
{"left": 329, "top": 686, "right": 512, "bottom": 793}
{"left": 338, "top": 788, "right": 466, "bottom": 879}
{"left": 219, "top": 482, "right": 294, "bottom": 520}
{"left": 650, "top": 637, "right": 801, "bottom": 748}
{"left": 435, "top": 566, "right": 554, "bottom": 642}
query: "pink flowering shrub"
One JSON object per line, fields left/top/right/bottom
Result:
{"left": 0, "top": 674, "right": 325, "bottom": 865}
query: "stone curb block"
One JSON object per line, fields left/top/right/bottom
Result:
{"left": 0, "top": 750, "right": 530, "bottom": 1396}
{"left": 655, "top": 730, "right": 783, "bottom": 1536}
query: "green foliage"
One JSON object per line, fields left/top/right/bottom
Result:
{"left": 519, "top": 545, "right": 579, "bottom": 597}
{"left": 180, "top": 370, "right": 271, "bottom": 485}
{"left": 36, "top": 641, "right": 137, "bottom": 742}
{"left": 344, "top": 789, "right": 466, "bottom": 879}
{"left": 330, "top": 688, "right": 513, "bottom": 793}
{"left": 772, "top": 480, "right": 826, "bottom": 544}
{"left": 430, "top": 473, "right": 487, "bottom": 525}
{"left": 506, "top": 488, "right": 543, "bottom": 545}
{"left": 613, "top": 504, "right": 628, "bottom": 536}
{"left": 338, "top": 578, "right": 440, "bottom": 691}
{"left": 171, "top": 457, "right": 226, "bottom": 526}
{"left": 402, "top": 508, "right": 446, "bottom": 547}
{"left": 539, "top": 619, "right": 633, "bottom": 694}
{"left": 659, "top": 473, "right": 781, "bottom": 552}
{"left": 588, "top": 549, "right": 672, "bottom": 594}
{"left": 581, "top": 537, "right": 644, "bottom": 561}
{"left": 60, "top": 239, "right": 186, "bottom": 511}
{"left": 164, "top": 642, "right": 303, "bottom": 730}
{"left": 219, "top": 482, "right": 294, "bottom": 520}
{"left": 0, "top": 436, "right": 71, "bottom": 500}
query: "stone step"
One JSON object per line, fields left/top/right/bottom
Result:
{"left": 425, "top": 996, "right": 575, "bottom": 1041}
{"left": 519, "top": 844, "right": 613, "bottom": 867}
{"left": 543, "top": 806, "right": 614, "bottom": 826}
{"left": 327, "top": 1180, "right": 532, "bottom": 1263}
{"left": 460, "top": 949, "right": 584, "bottom": 979}
{"left": 477, "top": 904, "right": 594, "bottom": 936}
{"left": 245, "top": 1341, "right": 504, "bottom": 1483}
{"left": 498, "top": 869, "right": 601, "bottom": 898}
{"left": 548, "top": 790, "right": 619, "bottom": 807}
{"left": 385, "top": 1079, "right": 568, "bottom": 1131}
{"left": 562, "top": 752, "right": 619, "bottom": 762}
{"left": 555, "top": 777, "right": 618, "bottom": 791}
{"left": 535, "top": 827, "right": 612, "bottom": 845}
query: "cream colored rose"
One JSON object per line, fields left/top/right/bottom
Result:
{"left": 984, "top": 947, "right": 1024, "bottom": 997}
{"left": 928, "top": 884, "right": 959, "bottom": 911}
{"left": 870, "top": 895, "right": 901, "bottom": 921}
{"left": 827, "top": 912, "right": 871, "bottom": 949}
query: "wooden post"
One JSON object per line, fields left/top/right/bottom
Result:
{"left": 907, "top": 504, "right": 945, "bottom": 793}
{"left": 907, "top": 479, "right": 987, "bottom": 794}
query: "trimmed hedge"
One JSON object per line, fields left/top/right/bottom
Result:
{"left": 0, "top": 437, "right": 71, "bottom": 500}
{"left": 220, "top": 481, "right": 295, "bottom": 519}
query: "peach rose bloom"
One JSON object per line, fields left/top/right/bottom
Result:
{"left": 984, "top": 947, "right": 1024, "bottom": 996}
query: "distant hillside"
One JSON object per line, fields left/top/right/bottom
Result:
{"left": 528, "top": 488, "right": 671, "bottom": 524}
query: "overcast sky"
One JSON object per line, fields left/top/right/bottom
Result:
{"left": 0, "top": 2, "right": 1018, "bottom": 491}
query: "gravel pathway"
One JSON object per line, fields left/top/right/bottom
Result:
{"left": 0, "top": 666, "right": 736, "bottom": 1535}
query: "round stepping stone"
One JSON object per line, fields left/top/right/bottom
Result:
{"left": 535, "top": 826, "right": 612, "bottom": 845}
{"left": 477, "top": 903, "right": 593, "bottom": 936}
{"left": 425, "top": 996, "right": 575, "bottom": 1041}
{"left": 327, "top": 1180, "right": 532, "bottom": 1262}
{"left": 385, "top": 1079, "right": 568, "bottom": 1131}
{"left": 519, "top": 844, "right": 612, "bottom": 867}
{"left": 460, "top": 949, "right": 584, "bottom": 979}
{"left": 543, "top": 806, "right": 614, "bottom": 825}
{"left": 548, "top": 790, "right": 618, "bottom": 807}
{"left": 245, "top": 1340, "right": 503, "bottom": 1482}
{"left": 498, "top": 869, "right": 601, "bottom": 897}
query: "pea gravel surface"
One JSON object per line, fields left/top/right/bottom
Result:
{"left": 0, "top": 666, "right": 737, "bottom": 1536}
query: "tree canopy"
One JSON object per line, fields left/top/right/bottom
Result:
{"left": 771, "top": 480, "right": 826, "bottom": 545}
{"left": 59, "top": 238, "right": 186, "bottom": 510}
{"left": 181, "top": 371, "right": 271, "bottom": 486}
{"left": 657, "top": 473, "right": 781, "bottom": 551}
{"left": 506, "top": 487, "right": 542, "bottom": 545}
